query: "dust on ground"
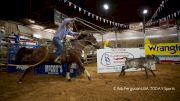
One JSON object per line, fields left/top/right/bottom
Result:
{"left": 0, "top": 63, "right": 180, "bottom": 101}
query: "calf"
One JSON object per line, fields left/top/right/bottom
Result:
{"left": 119, "top": 55, "right": 159, "bottom": 79}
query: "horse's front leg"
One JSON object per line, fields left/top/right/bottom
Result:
{"left": 80, "top": 64, "right": 92, "bottom": 80}
{"left": 18, "top": 66, "right": 33, "bottom": 83}
{"left": 76, "top": 57, "right": 92, "bottom": 81}
{"left": 66, "top": 64, "right": 72, "bottom": 81}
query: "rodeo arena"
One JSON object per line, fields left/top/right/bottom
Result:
{"left": 0, "top": 0, "right": 180, "bottom": 101}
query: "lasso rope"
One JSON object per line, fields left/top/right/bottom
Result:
{"left": 0, "top": 17, "right": 102, "bottom": 68}
{"left": 74, "top": 17, "right": 107, "bottom": 32}
{"left": 73, "top": 21, "right": 78, "bottom": 32}
{"left": 0, "top": 46, "right": 49, "bottom": 67}
{"left": 73, "top": 17, "right": 104, "bottom": 47}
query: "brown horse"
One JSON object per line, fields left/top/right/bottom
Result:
{"left": 15, "top": 33, "right": 99, "bottom": 83}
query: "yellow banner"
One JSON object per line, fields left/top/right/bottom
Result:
{"left": 104, "top": 41, "right": 109, "bottom": 48}
{"left": 144, "top": 43, "right": 180, "bottom": 55}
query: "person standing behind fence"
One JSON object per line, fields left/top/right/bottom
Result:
{"left": 13, "top": 32, "right": 20, "bottom": 48}
{"left": 53, "top": 18, "right": 79, "bottom": 63}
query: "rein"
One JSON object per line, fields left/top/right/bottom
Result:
{"left": 72, "top": 17, "right": 105, "bottom": 49}
{"left": 70, "top": 38, "right": 97, "bottom": 51}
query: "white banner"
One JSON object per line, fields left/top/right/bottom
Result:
{"left": 129, "top": 22, "right": 143, "bottom": 30}
{"left": 18, "top": 25, "right": 33, "bottom": 34}
{"left": 97, "top": 48, "right": 144, "bottom": 73}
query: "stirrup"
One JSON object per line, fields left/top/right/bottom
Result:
{"left": 54, "top": 56, "right": 61, "bottom": 63}
{"left": 54, "top": 56, "right": 59, "bottom": 62}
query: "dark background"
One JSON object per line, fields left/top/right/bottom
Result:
{"left": 0, "top": 0, "right": 179, "bottom": 29}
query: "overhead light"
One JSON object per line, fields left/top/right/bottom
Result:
{"left": 44, "top": 29, "right": 56, "bottom": 33}
{"left": 30, "top": 24, "right": 44, "bottom": 30}
{"left": 28, "top": 19, "right": 35, "bottom": 23}
{"left": 33, "top": 34, "right": 42, "bottom": 38}
{"left": 103, "top": 3, "right": 109, "bottom": 10}
{"left": 143, "top": 9, "right": 148, "bottom": 15}
{"left": 147, "top": 34, "right": 177, "bottom": 38}
{"left": 140, "top": 22, "right": 143, "bottom": 25}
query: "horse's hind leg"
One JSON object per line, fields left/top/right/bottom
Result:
{"left": 66, "top": 64, "right": 72, "bottom": 81}
{"left": 85, "top": 69, "right": 91, "bottom": 80}
{"left": 18, "top": 67, "right": 33, "bottom": 83}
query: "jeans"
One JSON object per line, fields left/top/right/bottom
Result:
{"left": 53, "top": 37, "right": 64, "bottom": 58}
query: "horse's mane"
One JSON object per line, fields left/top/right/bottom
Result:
{"left": 77, "top": 33, "right": 89, "bottom": 40}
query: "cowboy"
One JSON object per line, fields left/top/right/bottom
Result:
{"left": 13, "top": 32, "right": 20, "bottom": 48}
{"left": 53, "top": 18, "right": 79, "bottom": 62}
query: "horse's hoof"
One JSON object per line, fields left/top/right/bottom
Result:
{"left": 68, "top": 79, "right": 71, "bottom": 82}
{"left": 88, "top": 76, "right": 92, "bottom": 81}
{"left": 18, "top": 81, "right": 23, "bottom": 84}
{"left": 118, "top": 74, "right": 121, "bottom": 77}
{"left": 18, "top": 79, "right": 23, "bottom": 84}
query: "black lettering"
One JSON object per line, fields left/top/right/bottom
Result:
{"left": 160, "top": 46, "right": 165, "bottom": 51}
{"left": 147, "top": 44, "right": 180, "bottom": 54}
{"left": 148, "top": 45, "right": 157, "bottom": 51}
{"left": 165, "top": 46, "right": 170, "bottom": 52}
{"left": 177, "top": 44, "right": 180, "bottom": 51}
{"left": 170, "top": 46, "right": 176, "bottom": 54}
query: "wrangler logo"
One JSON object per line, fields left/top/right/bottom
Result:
{"left": 145, "top": 43, "right": 180, "bottom": 55}
{"left": 148, "top": 44, "right": 180, "bottom": 54}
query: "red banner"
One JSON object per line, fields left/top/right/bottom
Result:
{"left": 159, "top": 19, "right": 176, "bottom": 28}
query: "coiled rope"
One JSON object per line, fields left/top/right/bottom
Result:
{"left": 0, "top": 17, "right": 104, "bottom": 67}
{"left": 0, "top": 46, "right": 49, "bottom": 67}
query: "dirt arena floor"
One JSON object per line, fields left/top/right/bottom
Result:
{"left": 0, "top": 63, "right": 180, "bottom": 101}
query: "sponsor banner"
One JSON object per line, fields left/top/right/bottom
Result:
{"left": 157, "top": 55, "right": 180, "bottom": 64}
{"left": 16, "top": 65, "right": 29, "bottom": 71}
{"left": 44, "top": 64, "right": 78, "bottom": 74}
{"left": 45, "top": 65, "right": 62, "bottom": 74}
{"left": 159, "top": 19, "right": 176, "bottom": 28}
{"left": 129, "top": 22, "right": 143, "bottom": 30}
{"left": 145, "top": 43, "right": 180, "bottom": 55}
{"left": 97, "top": 48, "right": 144, "bottom": 73}
{"left": 18, "top": 25, "right": 33, "bottom": 34}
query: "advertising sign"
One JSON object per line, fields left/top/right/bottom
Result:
{"left": 45, "top": 65, "right": 62, "bottom": 74}
{"left": 129, "top": 22, "right": 143, "bottom": 30}
{"left": 144, "top": 43, "right": 180, "bottom": 56}
{"left": 97, "top": 48, "right": 142, "bottom": 73}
